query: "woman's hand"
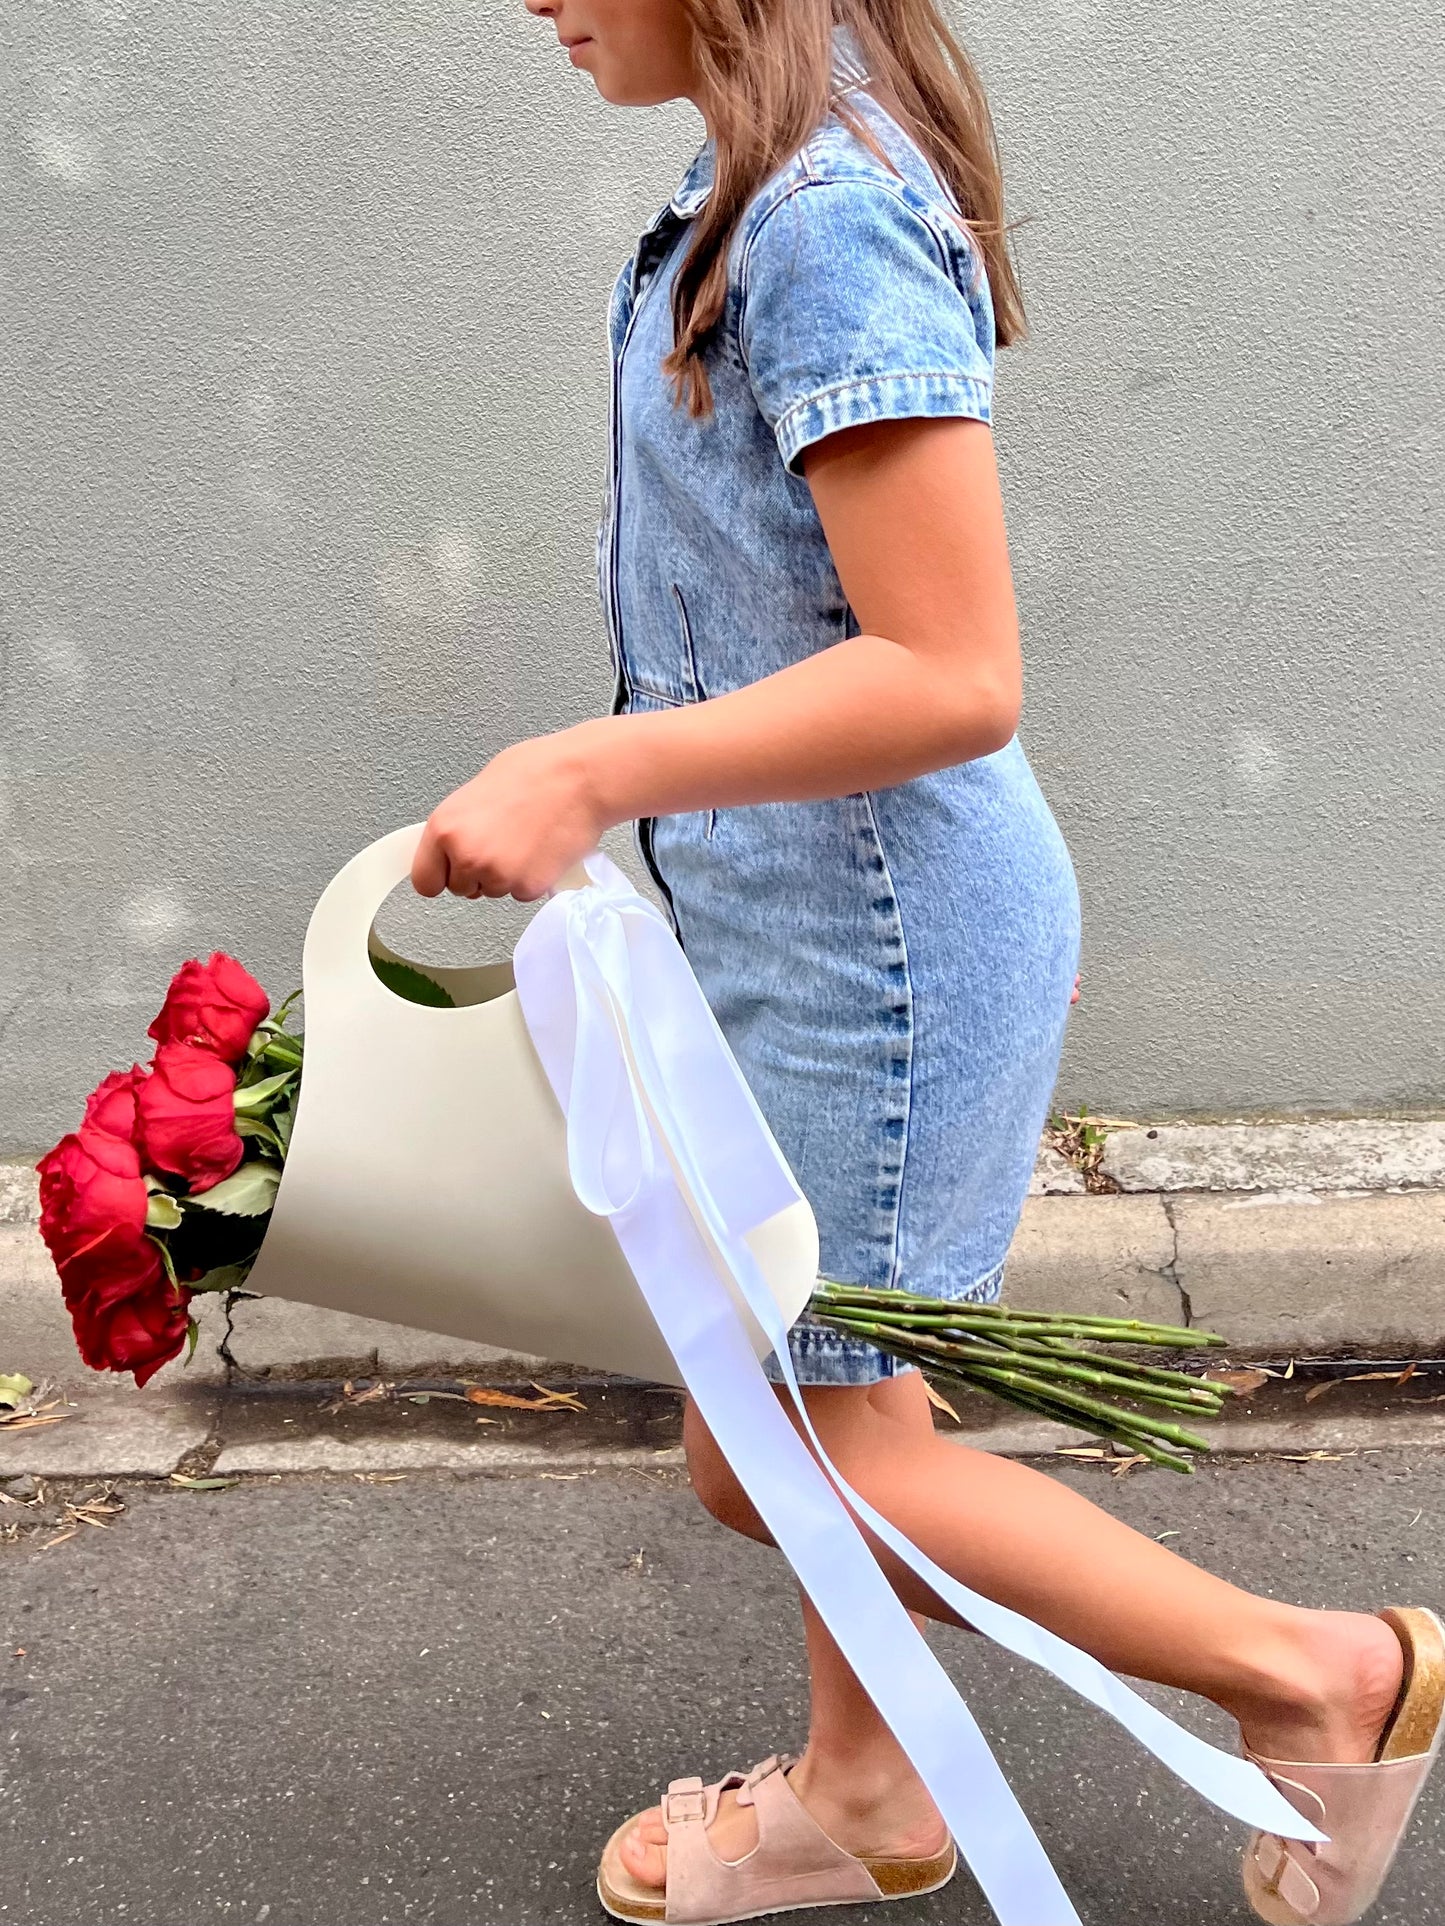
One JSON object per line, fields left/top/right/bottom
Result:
{"left": 411, "top": 727, "right": 611, "bottom": 903}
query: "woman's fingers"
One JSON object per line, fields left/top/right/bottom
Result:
{"left": 410, "top": 822, "right": 452, "bottom": 899}
{"left": 412, "top": 811, "right": 568, "bottom": 904}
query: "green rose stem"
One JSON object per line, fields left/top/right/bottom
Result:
{"left": 812, "top": 1329, "right": 1210, "bottom": 1475}
{"left": 813, "top": 1307, "right": 1222, "bottom": 1384}
{"left": 807, "top": 1281, "right": 1234, "bottom": 1473}
{"left": 813, "top": 1315, "right": 1223, "bottom": 1411}
{"left": 817, "top": 1317, "right": 1223, "bottom": 1422}
{"left": 811, "top": 1287, "right": 1211, "bottom": 1346}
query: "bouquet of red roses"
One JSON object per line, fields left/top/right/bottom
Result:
{"left": 37, "top": 950, "right": 1232, "bottom": 1467}
{"left": 35, "top": 955, "right": 305, "bottom": 1386}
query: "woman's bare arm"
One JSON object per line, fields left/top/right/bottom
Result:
{"left": 413, "top": 413, "right": 1023, "bottom": 900}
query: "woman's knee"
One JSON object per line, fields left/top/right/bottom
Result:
{"left": 683, "top": 1399, "right": 772, "bottom": 1541}
{"left": 682, "top": 1381, "right": 910, "bottom": 1540}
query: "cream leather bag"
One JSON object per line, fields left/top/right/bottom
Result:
{"left": 242, "top": 824, "right": 819, "bottom": 1384}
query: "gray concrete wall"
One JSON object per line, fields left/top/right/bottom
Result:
{"left": 2, "top": 2, "right": 1441, "bottom": 1154}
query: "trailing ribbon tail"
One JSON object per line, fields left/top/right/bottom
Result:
{"left": 513, "top": 853, "right": 1326, "bottom": 1926}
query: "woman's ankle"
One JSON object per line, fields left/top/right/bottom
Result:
{"left": 788, "top": 1744, "right": 945, "bottom": 1840}
{"left": 1212, "top": 1608, "right": 1405, "bottom": 1762}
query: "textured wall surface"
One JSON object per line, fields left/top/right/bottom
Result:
{"left": 1, "top": 2, "right": 1441, "bottom": 1155}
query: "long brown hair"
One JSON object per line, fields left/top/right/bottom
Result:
{"left": 662, "top": 0, "right": 1028, "bottom": 418}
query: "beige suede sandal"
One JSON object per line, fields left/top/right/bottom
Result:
{"left": 1243, "top": 1606, "right": 1445, "bottom": 1925}
{"left": 596, "top": 1752, "right": 957, "bottom": 1925}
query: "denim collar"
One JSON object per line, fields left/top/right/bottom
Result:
{"left": 667, "top": 23, "right": 871, "bottom": 221}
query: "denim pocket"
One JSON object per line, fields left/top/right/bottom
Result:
{"left": 671, "top": 583, "right": 706, "bottom": 704}
{"left": 670, "top": 584, "right": 715, "bottom": 839}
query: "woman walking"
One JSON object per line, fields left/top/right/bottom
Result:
{"left": 413, "top": 6, "right": 1444, "bottom": 1919}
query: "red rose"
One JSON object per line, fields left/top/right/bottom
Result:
{"left": 37, "top": 1076, "right": 194, "bottom": 1386}
{"left": 66, "top": 1250, "right": 192, "bottom": 1388}
{"left": 37, "top": 1068, "right": 151, "bottom": 1271}
{"left": 135, "top": 1042, "right": 243, "bottom": 1193}
{"left": 81, "top": 1063, "right": 148, "bottom": 1145}
{"left": 57, "top": 1222, "right": 164, "bottom": 1307}
{"left": 147, "top": 952, "right": 270, "bottom": 1064}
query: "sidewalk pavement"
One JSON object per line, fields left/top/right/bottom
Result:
{"left": 3, "top": 1453, "right": 1442, "bottom": 1925}
{"left": 4, "top": 1120, "right": 1444, "bottom": 1478}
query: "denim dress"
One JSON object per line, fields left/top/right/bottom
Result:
{"left": 599, "top": 26, "right": 1082, "bottom": 1384}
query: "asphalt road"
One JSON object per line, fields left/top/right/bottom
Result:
{"left": 3, "top": 1449, "right": 1442, "bottom": 1926}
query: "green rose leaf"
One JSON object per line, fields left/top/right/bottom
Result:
{"left": 184, "top": 1164, "right": 281, "bottom": 1217}
{"left": 188, "top": 1262, "right": 255, "bottom": 1295}
{"left": 233, "top": 1068, "right": 299, "bottom": 1114}
{"left": 272, "top": 1098, "right": 295, "bottom": 1154}
{"left": 184, "top": 1317, "right": 200, "bottom": 1362}
{"left": 270, "top": 987, "right": 303, "bottom": 1029}
{"left": 234, "top": 1116, "right": 284, "bottom": 1154}
{"left": 369, "top": 955, "right": 456, "bottom": 1008}
{"left": 259, "top": 1037, "right": 304, "bottom": 1071}
{"left": 145, "top": 1191, "right": 185, "bottom": 1231}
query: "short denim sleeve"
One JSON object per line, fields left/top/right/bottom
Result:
{"left": 740, "top": 179, "right": 993, "bottom": 478}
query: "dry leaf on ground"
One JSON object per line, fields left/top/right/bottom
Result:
{"left": 923, "top": 1380, "right": 962, "bottom": 1425}
{"left": 0, "top": 1378, "right": 69, "bottom": 1430}
{"left": 1207, "top": 1369, "right": 1270, "bottom": 1397}
{"left": 464, "top": 1384, "right": 586, "bottom": 1413}
{"left": 1110, "top": 1455, "right": 1151, "bottom": 1478}
{"left": 29, "top": 1483, "right": 125, "bottom": 1553}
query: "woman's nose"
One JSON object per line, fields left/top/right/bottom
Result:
{"left": 523, "top": 0, "right": 558, "bottom": 16}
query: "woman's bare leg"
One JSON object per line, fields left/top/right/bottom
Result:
{"left": 618, "top": 1369, "right": 1405, "bottom": 1890}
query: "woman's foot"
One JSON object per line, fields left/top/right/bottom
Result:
{"left": 1227, "top": 1609, "right": 1408, "bottom": 1767}
{"left": 616, "top": 1749, "right": 950, "bottom": 1892}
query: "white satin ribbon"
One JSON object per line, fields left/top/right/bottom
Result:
{"left": 513, "top": 852, "right": 1326, "bottom": 1926}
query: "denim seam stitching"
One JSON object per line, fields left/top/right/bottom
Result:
{"left": 773, "top": 371, "right": 991, "bottom": 469}
{"left": 670, "top": 582, "right": 704, "bottom": 704}
{"left": 861, "top": 789, "right": 914, "bottom": 1291}
{"left": 626, "top": 681, "right": 683, "bottom": 709}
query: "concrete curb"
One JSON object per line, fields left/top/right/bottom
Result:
{"left": 5, "top": 1388, "right": 1445, "bottom": 1482}
{"left": 5, "top": 1123, "right": 1444, "bottom": 1435}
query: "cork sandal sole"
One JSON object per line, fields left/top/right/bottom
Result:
{"left": 1377, "top": 1608, "right": 1445, "bottom": 1758}
{"left": 1243, "top": 1605, "right": 1445, "bottom": 1926}
{"left": 596, "top": 1806, "right": 958, "bottom": 1925}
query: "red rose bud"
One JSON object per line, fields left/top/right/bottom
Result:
{"left": 147, "top": 952, "right": 270, "bottom": 1064}
{"left": 37, "top": 1111, "right": 151, "bottom": 1275}
{"left": 135, "top": 1042, "right": 244, "bottom": 1193}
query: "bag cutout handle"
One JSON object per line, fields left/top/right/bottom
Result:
{"left": 299, "top": 823, "right": 596, "bottom": 1020}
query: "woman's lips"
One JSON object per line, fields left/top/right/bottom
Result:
{"left": 566, "top": 36, "right": 592, "bottom": 61}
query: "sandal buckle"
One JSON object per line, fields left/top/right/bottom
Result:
{"left": 665, "top": 1787, "right": 708, "bottom": 1825}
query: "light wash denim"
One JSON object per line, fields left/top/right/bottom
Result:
{"left": 598, "top": 26, "right": 1081, "bottom": 1384}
